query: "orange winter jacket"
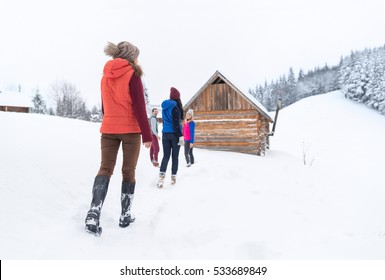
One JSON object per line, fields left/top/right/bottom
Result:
{"left": 100, "top": 58, "right": 141, "bottom": 134}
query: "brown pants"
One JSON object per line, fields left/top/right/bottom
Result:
{"left": 97, "top": 133, "right": 141, "bottom": 183}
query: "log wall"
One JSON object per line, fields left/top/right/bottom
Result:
{"left": 0, "top": 106, "right": 29, "bottom": 113}
{"left": 188, "top": 84, "right": 270, "bottom": 155}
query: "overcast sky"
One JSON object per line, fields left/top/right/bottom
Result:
{"left": 0, "top": 0, "right": 384, "bottom": 107}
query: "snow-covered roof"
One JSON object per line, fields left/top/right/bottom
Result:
{"left": 185, "top": 70, "right": 273, "bottom": 122}
{"left": 0, "top": 91, "right": 33, "bottom": 108}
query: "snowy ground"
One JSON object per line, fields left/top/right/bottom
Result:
{"left": 1, "top": 90, "right": 385, "bottom": 260}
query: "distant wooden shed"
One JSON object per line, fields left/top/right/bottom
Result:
{"left": 0, "top": 91, "right": 32, "bottom": 113}
{"left": 184, "top": 71, "right": 273, "bottom": 156}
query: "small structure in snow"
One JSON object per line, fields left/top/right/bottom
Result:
{"left": 184, "top": 71, "right": 273, "bottom": 156}
{"left": 0, "top": 91, "right": 33, "bottom": 113}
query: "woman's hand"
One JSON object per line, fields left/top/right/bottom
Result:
{"left": 143, "top": 142, "right": 152, "bottom": 149}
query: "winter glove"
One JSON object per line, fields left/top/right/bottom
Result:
{"left": 178, "top": 137, "right": 184, "bottom": 146}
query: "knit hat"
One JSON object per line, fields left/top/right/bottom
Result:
{"left": 186, "top": 109, "right": 194, "bottom": 117}
{"left": 104, "top": 41, "right": 140, "bottom": 62}
{"left": 170, "top": 87, "right": 180, "bottom": 100}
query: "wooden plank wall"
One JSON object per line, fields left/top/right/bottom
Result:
{"left": 187, "top": 83, "right": 270, "bottom": 155}
{"left": 190, "top": 83, "right": 254, "bottom": 112}
{"left": 0, "top": 106, "right": 29, "bottom": 113}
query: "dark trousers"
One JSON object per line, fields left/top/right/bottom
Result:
{"left": 160, "top": 133, "right": 180, "bottom": 175}
{"left": 184, "top": 141, "right": 194, "bottom": 164}
{"left": 97, "top": 133, "right": 141, "bottom": 183}
{"left": 150, "top": 134, "right": 160, "bottom": 162}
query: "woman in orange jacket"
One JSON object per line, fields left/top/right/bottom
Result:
{"left": 85, "top": 41, "right": 152, "bottom": 236}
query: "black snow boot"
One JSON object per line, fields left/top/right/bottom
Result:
{"left": 85, "top": 175, "right": 110, "bottom": 236}
{"left": 119, "top": 181, "right": 135, "bottom": 228}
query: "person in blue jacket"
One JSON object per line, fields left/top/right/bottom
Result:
{"left": 157, "top": 87, "right": 184, "bottom": 187}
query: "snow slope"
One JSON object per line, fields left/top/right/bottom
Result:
{"left": 1, "top": 91, "right": 385, "bottom": 260}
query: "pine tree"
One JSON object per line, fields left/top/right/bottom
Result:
{"left": 31, "top": 89, "right": 47, "bottom": 114}
{"left": 298, "top": 69, "right": 305, "bottom": 82}
{"left": 286, "top": 68, "right": 296, "bottom": 105}
{"left": 339, "top": 46, "right": 385, "bottom": 115}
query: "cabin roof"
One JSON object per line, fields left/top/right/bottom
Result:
{"left": 185, "top": 70, "right": 273, "bottom": 122}
{"left": 0, "top": 91, "right": 33, "bottom": 108}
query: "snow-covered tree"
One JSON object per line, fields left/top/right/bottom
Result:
{"left": 298, "top": 69, "right": 305, "bottom": 82}
{"left": 286, "top": 67, "right": 296, "bottom": 105}
{"left": 339, "top": 46, "right": 385, "bottom": 115}
{"left": 90, "top": 105, "right": 103, "bottom": 122}
{"left": 249, "top": 44, "right": 384, "bottom": 114}
{"left": 31, "top": 89, "right": 47, "bottom": 114}
{"left": 51, "top": 80, "right": 90, "bottom": 120}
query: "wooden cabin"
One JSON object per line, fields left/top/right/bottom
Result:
{"left": 0, "top": 91, "right": 32, "bottom": 113}
{"left": 184, "top": 71, "right": 273, "bottom": 156}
